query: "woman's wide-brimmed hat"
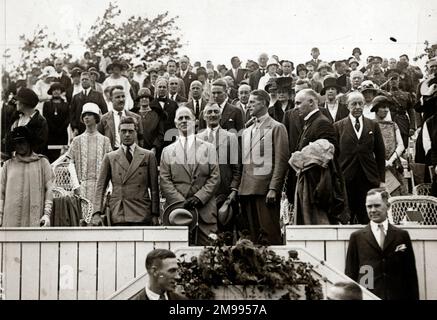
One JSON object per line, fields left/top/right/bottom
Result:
{"left": 47, "top": 82, "right": 66, "bottom": 95}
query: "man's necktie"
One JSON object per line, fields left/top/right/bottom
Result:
{"left": 354, "top": 117, "right": 360, "bottom": 132}
{"left": 125, "top": 146, "right": 133, "bottom": 163}
{"left": 260, "top": 69, "right": 265, "bottom": 76}
{"left": 378, "top": 224, "right": 385, "bottom": 249}
{"left": 83, "top": 90, "right": 87, "bottom": 97}
{"left": 195, "top": 100, "right": 200, "bottom": 118}
{"left": 208, "top": 130, "right": 215, "bottom": 144}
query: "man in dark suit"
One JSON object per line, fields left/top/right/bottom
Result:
{"left": 198, "top": 79, "right": 244, "bottom": 132}
{"left": 186, "top": 81, "right": 208, "bottom": 134}
{"left": 54, "top": 58, "right": 72, "bottom": 90}
{"left": 197, "top": 103, "right": 241, "bottom": 235}
{"left": 345, "top": 188, "right": 419, "bottom": 300}
{"left": 334, "top": 91, "right": 386, "bottom": 224}
{"left": 70, "top": 72, "right": 108, "bottom": 136}
{"left": 305, "top": 47, "right": 322, "bottom": 70}
{"left": 239, "top": 89, "right": 289, "bottom": 245}
{"left": 292, "top": 89, "right": 348, "bottom": 224}
{"left": 225, "top": 56, "right": 248, "bottom": 89}
{"left": 150, "top": 78, "right": 179, "bottom": 156}
{"left": 91, "top": 116, "right": 159, "bottom": 226}
{"left": 168, "top": 76, "right": 188, "bottom": 104}
{"left": 319, "top": 77, "right": 349, "bottom": 123}
{"left": 130, "top": 249, "right": 186, "bottom": 300}
{"left": 249, "top": 53, "right": 269, "bottom": 90}
{"left": 97, "top": 86, "right": 143, "bottom": 149}
{"left": 177, "top": 56, "right": 197, "bottom": 96}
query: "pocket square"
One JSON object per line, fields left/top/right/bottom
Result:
{"left": 229, "top": 118, "right": 234, "bottom": 122}
{"left": 369, "top": 131, "right": 373, "bottom": 135}
{"left": 395, "top": 244, "right": 407, "bottom": 252}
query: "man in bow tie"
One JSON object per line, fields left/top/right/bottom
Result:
{"left": 334, "top": 91, "right": 386, "bottom": 224}
{"left": 345, "top": 188, "right": 419, "bottom": 300}
{"left": 238, "top": 89, "right": 289, "bottom": 245}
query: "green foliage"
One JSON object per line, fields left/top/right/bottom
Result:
{"left": 176, "top": 234, "right": 323, "bottom": 300}
{"left": 85, "top": 2, "right": 182, "bottom": 62}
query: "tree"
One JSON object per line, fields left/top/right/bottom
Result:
{"left": 12, "top": 25, "right": 72, "bottom": 78}
{"left": 85, "top": 2, "right": 183, "bottom": 63}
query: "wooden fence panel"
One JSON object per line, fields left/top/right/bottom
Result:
{"left": 58, "top": 242, "right": 78, "bottom": 300}
{"left": 20, "top": 243, "right": 40, "bottom": 300}
{"left": 134, "top": 242, "right": 154, "bottom": 277}
{"left": 412, "top": 241, "right": 426, "bottom": 300}
{"left": 78, "top": 242, "right": 97, "bottom": 300}
{"left": 3, "top": 243, "right": 21, "bottom": 300}
{"left": 115, "top": 242, "right": 135, "bottom": 290}
{"left": 325, "top": 241, "right": 346, "bottom": 273}
{"left": 97, "top": 242, "right": 116, "bottom": 300}
{"left": 305, "top": 241, "right": 325, "bottom": 260}
{"left": 424, "top": 241, "right": 437, "bottom": 300}
{"left": 154, "top": 242, "right": 170, "bottom": 250}
{"left": 39, "top": 242, "right": 59, "bottom": 300}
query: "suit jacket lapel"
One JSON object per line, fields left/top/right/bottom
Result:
{"left": 114, "top": 148, "right": 130, "bottom": 173}
{"left": 220, "top": 104, "right": 231, "bottom": 125}
{"left": 123, "top": 147, "right": 144, "bottom": 183}
{"left": 107, "top": 111, "right": 116, "bottom": 142}
{"left": 363, "top": 224, "right": 382, "bottom": 252}
{"left": 383, "top": 224, "right": 396, "bottom": 251}
{"left": 175, "top": 139, "right": 192, "bottom": 177}
{"left": 250, "top": 117, "right": 271, "bottom": 152}
{"left": 345, "top": 117, "right": 359, "bottom": 142}
{"left": 359, "top": 118, "right": 370, "bottom": 143}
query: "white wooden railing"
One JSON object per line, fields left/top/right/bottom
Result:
{"left": 0, "top": 227, "right": 189, "bottom": 300}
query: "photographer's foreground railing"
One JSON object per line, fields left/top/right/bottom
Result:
{"left": 286, "top": 225, "right": 437, "bottom": 300}
{"left": 0, "top": 227, "right": 189, "bottom": 300}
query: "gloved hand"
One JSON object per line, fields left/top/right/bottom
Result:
{"left": 39, "top": 214, "right": 50, "bottom": 227}
{"left": 183, "top": 196, "right": 201, "bottom": 209}
{"left": 91, "top": 212, "right": 104, "bottom": 226}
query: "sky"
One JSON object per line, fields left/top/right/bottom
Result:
{"left": 1, "top": 0, "right": 437, "bottom": 71}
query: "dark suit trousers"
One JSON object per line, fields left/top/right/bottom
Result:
{"left": 346, "top": 166, "right": 378, "bottom": 224}
{"left": 239, "top": 195, "right": 282, "bottom": 245}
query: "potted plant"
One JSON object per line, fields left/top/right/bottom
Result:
{"left": 176, "top": 233, "right": 323, "bottom": 300}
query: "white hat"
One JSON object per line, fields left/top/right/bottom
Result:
{"left": 266, "top": 57, "right": 279, "bottom": 68}
{"left": 38, "top": 66, "right": 58, "bottom": 79}
{"left": 81, "top": 102, "right": 101, "bottom": 120}
{"left": 132, "top": 59, "right": 144, "bottom": 68}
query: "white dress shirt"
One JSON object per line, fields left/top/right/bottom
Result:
{"left": 121, "top": 143, "right": 136, "bottom": 156}
{"left": 349, "top": 114, "right": 363, "bottom": 139}
{"left": 370, "top": 219, "right": 388, "bottom": 248}
{"left": 304, "top": 108, "right": 319, "bottom": 121}
{"left": 325, "top": 101, "right": 338, "bottom": 121}
{"left": 113, "top": 110, "right": 127, "bottom": 148}
{"left": 145, "top": 284, "right": 168, "bottom": 300}
{"left": 179, "top": 134, "right": 195, "bottom": 150}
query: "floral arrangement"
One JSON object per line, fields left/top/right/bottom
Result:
{"left": 176, "top": 233, "right": 323, "bottom": 300}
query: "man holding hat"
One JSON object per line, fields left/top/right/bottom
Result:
{"left": 239, "top": 89, "right": 289, "bottom": 245}
{"left": 43, "top": 82, "right": 70, "bottom": 162}
{"left": 7, "top": 87, "right": 48, "bottom": 157}
{"left": 320, "top": 77, "right": 349, "bottom": 123}
{"left": 160, "top": 107, "right": 220, "bottom": 245}
{"left": 70, "top": 72, "right": 108, "bottom": 137}
{"left": 92, "top": 116, "right": 159, "bottom": 226}
{"left": 197, "top": 103, "right": 242, "bottom": 237}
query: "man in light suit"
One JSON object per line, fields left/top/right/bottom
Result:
{"left": 97, "top": 86, "right": 143, "bottom": 149}
{"left": 70, "top": 72, "right": 108, "bottom": 136}
{"left": 91, "top": 116, "right": 159, "bottom": 226}
{"left": 225, "top": 56, "right": 248, "bottom": 89}
{"left": 130, "top": 249, "right": 186, "bottom": 300}
{"left": 197, "top": 103, "right": 241, "bottom": 234}
{"left": 198, "top": 79, "right": 244, "bottom": 132}
{"left": 334, "top": 91, "right": 386, "bottom": 224}
{"left": 239, "top": 89, "right": 289, "bottom": 245}
{"left": 160, "top": 107, "right": 220, "bottom": 245}
{"left": 345, "top": 188, "right": 419, "bottom": 300}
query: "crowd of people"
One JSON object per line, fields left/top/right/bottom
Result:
{"left": 1, "top": 46, "right": 437, "bottom": 248}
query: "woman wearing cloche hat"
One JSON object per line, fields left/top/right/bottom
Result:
{"left": 66, "top": 102, "right": 112, "bottom": 202}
